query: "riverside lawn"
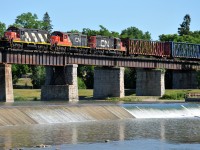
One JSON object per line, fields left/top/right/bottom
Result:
{"left": 13, "top": 89, "right": 200, "bottom": 102}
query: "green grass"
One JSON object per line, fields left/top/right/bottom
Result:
{"left": 78, "top": 89, "right": 93, "bottom": 100}
{"left": 13, "top": 89, "right": 94, "bottom": 101}
{"left": 14, "top": 89, "right": 40, "bottom": 101}
{"left": 160, "top": 89, "right": 200, "bottom": 100}
{"left": 17, "top": 78, "right": 33, "bottom": 86}
{"left": 13, "top": 88, "right": 200, "bottom": 102}
{"left": 106, "top": 96, "right": 142, "bottom": 102}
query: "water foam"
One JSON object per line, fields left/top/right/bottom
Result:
{"left": 124, "top": 104, "right": 200, "bottom": 119}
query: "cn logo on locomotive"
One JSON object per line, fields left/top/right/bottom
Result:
{"left": 74, "top": 37, "right": 81, "bottom": 43}
{"left": 100, "top": 40, "right": 110, "bottom": 48}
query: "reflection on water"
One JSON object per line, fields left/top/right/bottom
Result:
{"left": 1, "top": 118, "right": 200, "bottom": 149}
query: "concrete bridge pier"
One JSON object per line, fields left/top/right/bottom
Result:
{"left": 172, "top": 70, "right": 198, "bottom": 89}
{"left": 93, "top": 67, "right": 124, "bottom": 99}
{"left": 41, "top": 64, "right": 78, "bottom": 101}
{"left": 136, "top": 68, "right": 165, "bottom": 96}
{"left": 0, "top": 64, "right": 14, "bottom": 102}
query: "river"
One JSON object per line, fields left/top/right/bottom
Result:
{"left": 0, "top": 102, "right": 200, "bottom": 150}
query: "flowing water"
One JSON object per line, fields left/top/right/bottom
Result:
{"left": 0, "top": 102, "right": 200, "bottom": 149}
{"left": 124, "top": 103, "right": 200, "bottom": 118}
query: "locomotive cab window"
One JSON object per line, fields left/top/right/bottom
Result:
{"left": 16, "top": 32, "right": 20, "bottom": 38}
{"left": 64, "top": 35, "right": 68, "bottom": 39}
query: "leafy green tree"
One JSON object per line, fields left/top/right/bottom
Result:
{"left": 124, "top": 68, "right": 136, "bottom": 89}
{"left": 178, "top": 14, "right": 191, "bottom": 36}
{"left": 14, "top": 12, "right": 43, "bottom": 29}
{"left": 31, "top": 66, "right": 45, "bottom": 88}
{"left": 70, "top": 29, "right": 80, "bottom": 33}
{"left": 82, "top": 28, "right": 99, "bottom": 36}
{"left": 78, "top": 65, "right": 94, "bottom": 89}
{"left": 111, "top": 31, "right": 120, "bottom": 38}
{"left": 42, "top": 12, "right": 53, "bottom": 33}
{"left": 82, "top": 25, "right": 120, "bottom": 37}
{"left": 0, "top": 22, "right": 6, "bottom": 37}
{"left": 159, "top": 34, "right": 178, "bottom": 42}
{"left": 12, "top": 64, "right": 30, "bottom": 84}
{"left": 99, "top": 25, "right": 120, "bottom": 37}
{"left": 99, "top": 25, "right": 111, "bottom": 36}
{"left": 78, "top": 77, "right": 86, "bottom": 89}
{"left": 159, "top": 33, "right": 200, "bottom": 44}
{"left": 121, "top": 26, "right": 151, "bottom": 40}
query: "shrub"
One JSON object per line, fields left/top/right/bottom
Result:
{"left": 15, "top": 96, "right": 26, "bottom": 101}
{"left": 160, "top": 92, "right": 185, "bottom": 100}
{"left": 78, "top": 77, "right": 86, "bottom": 89}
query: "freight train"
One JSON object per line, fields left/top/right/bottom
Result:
{"left": 1, "top": 26, "right": 200, "bottom": 60}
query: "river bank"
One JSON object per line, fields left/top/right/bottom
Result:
{"left": 13, "top": 88, "right": 200, "bottom": 102}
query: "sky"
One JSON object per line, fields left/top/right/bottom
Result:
{"left": 0, "top": 0, "right": 199, "bottom": 40}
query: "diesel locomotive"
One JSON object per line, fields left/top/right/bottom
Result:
{"left": 1, "top": 26, "right": 200, "bottom": 60}
{"left": 1, "top": 26, "right": 50, "bottom": 50}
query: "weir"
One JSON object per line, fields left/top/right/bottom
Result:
{"left": 0, "top": 105, "right": 134, "bottom": 126}
{"left": 124, "top": 103, "right": 200, "bottom": 118}
{"left": 1, "top": 103, "right": 199, "bottom": 126}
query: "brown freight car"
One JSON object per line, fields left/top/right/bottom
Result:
{"left": 122, "top": 39, "right": 171, "bottom": 57}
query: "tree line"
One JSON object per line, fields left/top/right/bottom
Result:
{"left": 0, "top": 13, "right": 200, "bottom": 89}
{"left": 159, "top": 14, "right": 200, "bottom": 43}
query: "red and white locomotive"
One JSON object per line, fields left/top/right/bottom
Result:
{"left": 50, "top": 31, "right": 126, "bottom": 55}
{"left": 1, "top": 26, "right": 49, "bottom": 50}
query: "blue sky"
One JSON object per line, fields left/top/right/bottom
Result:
{"left": 0, "top": 0, "right": 199, "bottom": 40}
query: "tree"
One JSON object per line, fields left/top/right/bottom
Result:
{"left": 42, "top": 12, "right": 53, "bottom": 33}
{"left": 124, "top": 68, "right": 136, "bottom": 89}
{"left": 178, "top": 14, "right": 191, "bottom": 36}
{"left": 31, "top": 66, "right": 45, "bottom": 88}
{"left": 78, "top": 65, "right": 94, "bottom": 89}
{"left": 99, "top": 25, "right": 111, "bottom": 36}
{"left": 120, "top": 26, "right": 151, "bottom": 40}
{"left": 159, "top": 33, "right": 200, "bottom": 44}
{"left": 82, "top": 28, "right": 99, "bottom": 36}
{"left": 82, "top": 25, "right": 120, "bottom": 37}
{"left": 0, "top": 22, "right": 6, "bottom": 37}
{"left": 70, "top": 29, "right": 80, "bottom": 33}
{"left": 12, "top": 64, "right": 30, "bottom": 84}
{"left": 14, "top": 12, "right": 43, "bottom": 29}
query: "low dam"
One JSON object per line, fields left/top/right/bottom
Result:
{"left": 0, "top": 104, "right": 134, "bottom": 126}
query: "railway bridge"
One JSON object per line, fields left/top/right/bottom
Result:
{"left": 0, "top": 49, "right": 200, "bottom": 102}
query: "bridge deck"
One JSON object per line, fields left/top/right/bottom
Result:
{"left": 0, "top": 49, "right": 200, "bottom": 70}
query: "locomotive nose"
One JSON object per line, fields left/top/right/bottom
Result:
{"left": 50, "top": 36, "right": 60, "bottom": 45}
{"left": 4, "top": 31, "right": 17, "bottom": 40}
